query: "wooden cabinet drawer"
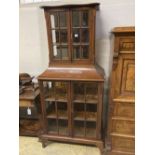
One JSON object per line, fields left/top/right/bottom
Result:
{"left": 113, "top": 102, "right": 135, "bottom": 118}
{"left": 119, "top": 37, "right": 135, "bottom": 51}
{"left": 111, "top": 136, "right": 135, "bottom": 153}
{"left": 112, "top": 119, "right": 135, "bottom": 135}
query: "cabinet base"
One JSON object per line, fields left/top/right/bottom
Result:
{"left": 39, "top": 134, "right": 104, "bottom": 154}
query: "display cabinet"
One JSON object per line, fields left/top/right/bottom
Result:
{"left": 38, "top": 3, "right": 105, "bottom": 154}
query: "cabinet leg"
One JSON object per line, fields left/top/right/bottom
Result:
{"left": 41, "top": 139, "right": 48, "bottom": 148}
{"left": 97, "top": 142, "right": 104, "bottom": 155}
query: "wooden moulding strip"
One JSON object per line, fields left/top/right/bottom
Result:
{"left": 111, "top": 150, "right": 135, "bottom": 155}
{"left": 111, "top": 117, "right": 134, "bottom": 121}
{"left": 110, "top": 133, "right": 135, "bottom": 139}
{"left": 113, "top": 98, "right": 135, "bottom": 103}
{"left": 41, "top": 134, "right": 104, "bottom": 146}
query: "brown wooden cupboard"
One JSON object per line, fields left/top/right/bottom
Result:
{"left": 107, "top": 27, "right": 135, "bottom": 155}
{"left": 38, "top": 3, "right": 105, "bottom": 154}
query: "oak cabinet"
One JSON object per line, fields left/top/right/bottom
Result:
{"left": 38, "top": 3, "right": 105, "bottom": 154}
{"left": 108, "top": 27, "right": 135, "bottom": 155}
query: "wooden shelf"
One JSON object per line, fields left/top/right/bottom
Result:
{"left": 47, "top": 111, "right": 56, "bottom": 118}
{"left": 74, "top": 95, "right": 85, "bottom": 102}
{"left": 58, "top": 126, "right": 69, "bottom": 136}
{"left": 74, "top": 111, "right": 85, "bottom": 120}
{"left": 74, "top": 127, "right": 85, "bottom": 137}
{"left": 86, "top": 112, "right": 97, "bottom": 121}
{"left": 86, "top": 128, "right": 96, "bottom": 138}
{"left": 74, "top": 127, "right": 96, "bottom": 138}
{"left": 73, "top": 95, "right": 98, "bottom": 104}
{"left": 58, "top": 110, "right": 68, "bottom": 119}
{"left": 45, "top": 97, "right": 67, "bottom": 102}
{"left": 47, "top": 110, "right": 68, "bottom": 119}
{"left": 74, "top": 111, "right": 96, "bottom": 121}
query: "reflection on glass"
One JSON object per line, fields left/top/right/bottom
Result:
{"left": 52, "top": 30, "right": 59, "bottom": 43}
{"left": 72, "top": 11, "right": 80, "bottom": 27}
{"left": 61, "top": 46, "right": 68, "bottom": 60}
{"left": 73, "top": 46, "right": 80, "bottom": 59}
{"left": 73, "top": 29, "right": 80, "bottom": 42}
{"left": 81, "top": 46, "right": 89, "bottom": 59}
{"left": 53, "top": 46, "right": 61, "bottom": 59}
{"left": 50, "top": 12, "right": 58, "bottom": 28}
{"left": 81, "top": 28, "right": 89, "bottom": 42}
{"left": 60, "top": 30, "right": 68, "bottom": 43}
{"left": 60, "top": 12, "right": 67, "bottom": 27}
{"left": 82, "top": 11, "right": 89, "bottom": 26}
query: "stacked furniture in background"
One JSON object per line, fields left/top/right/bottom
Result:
{"left": 19, "top": 73, "right": 41, "bottom": 136}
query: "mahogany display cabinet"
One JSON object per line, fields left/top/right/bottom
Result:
{"left": 38, "top": 3, "right": 105, "bottom": 154}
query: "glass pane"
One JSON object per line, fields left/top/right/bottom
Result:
{"left": 81, "top": 46, "right": 89, "bottom": 59}
{"left": 43, "top": 81, "right": 54, "bottom": 100}
{"left": 57, "top": 102, "right": 67, "bottom": 119}
{"left": 52, "top": 30, "right": 59, "bottom": 43}
{"left": 58, "top": 120, "right": 68, "bottom": 136}
{"left": 55, "top": 82, "right": 67, "bottom": 100}
{"left": 82, "top": 11, "right": 89, "bottom": 27}
{"left": 61, "top": 46, "right": 68, "bottom": 60}
{"left": 46, "top": 101, "right": 56, "bottom": 118}
{"left": 53, "top": 46, "right": 61, "bottom": 59}
{"left": 72, "top": 11, "right": 80, "bottom": 27}
{"left": 86, "top": 83, "right": 98, "bottom": 103}
{"left": 73, "top": 46, "right": 80, "bottom": 59}
{"left": 59, "top": 12, "right": 67, "bottom": 27}
{"left": 74, "top": 121, "right": 85, "bottom": 137}
{"left": 73, "top": 83, "right": 85, "bottom": 102}
{"left": 73, "top": 29, "right": 80, "bottom": 43}
{"left": 50, "top": 12, "right": 58, "bottom": 28}
{"left": 81, "top": 28, "right": 89, "bottom": 42}
{"left": 48, "top": 119, "right": 57, "bottom": 133}
{"left": 60, "top": 30, "right": 68, "bottom": 43}
{"left": 86, "top": 122, "right": 96, "bottom": 138}
{"left": 86, "top": 104, "right": 97, "bottom": 121}
{"left": 74, "top": 103, "right": 85, "bottom": 121}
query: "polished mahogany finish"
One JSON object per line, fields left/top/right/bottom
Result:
{"left": 107, "top": 27, "right": 135, "bottom": 155}
{"left": 38, "top": 3, "right": 105, "bottom": 154}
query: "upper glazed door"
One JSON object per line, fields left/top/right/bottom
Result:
{"left": 44, "top": 6, "right": 96, "bottom": 65}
